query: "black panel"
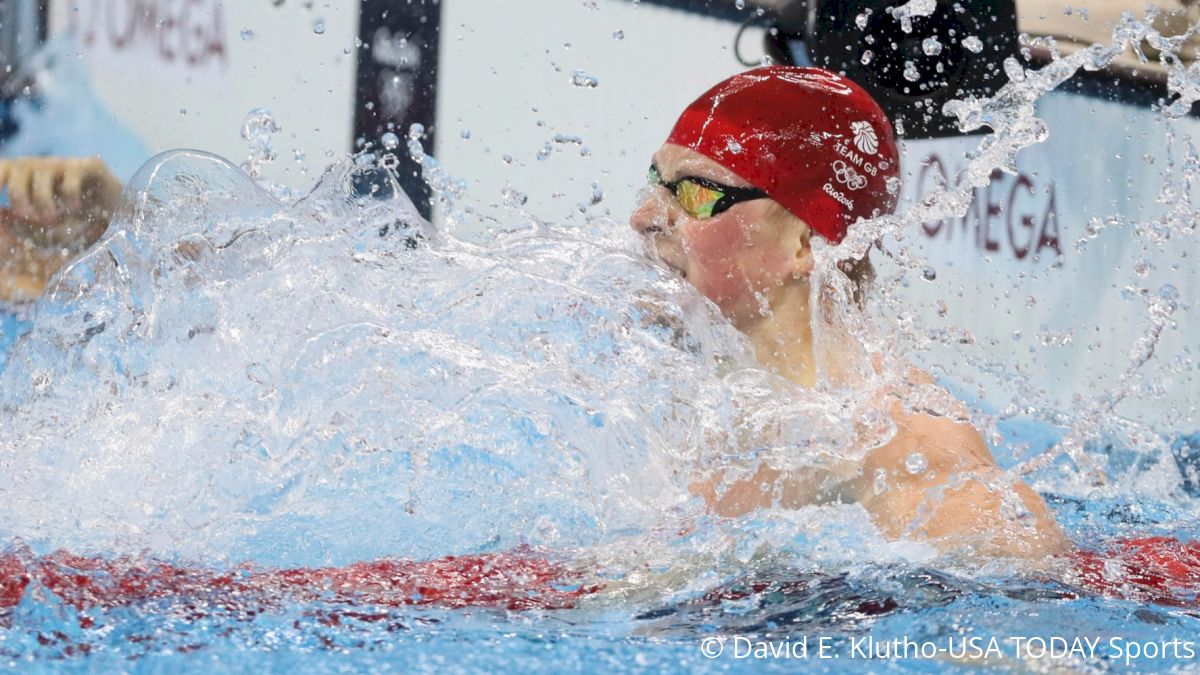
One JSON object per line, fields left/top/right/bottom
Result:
{"left": 354, "top": 0, "right": 441, "bottom": 219}
{"left": 797, "top": 0, "right": 1019, "bottom": 139}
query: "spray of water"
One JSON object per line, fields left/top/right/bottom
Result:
{"left": 817, "top": 9, "right": 1200, "bottom": 512}
{"left": 0, "top": 9, "right": 1196, "bottom": 606}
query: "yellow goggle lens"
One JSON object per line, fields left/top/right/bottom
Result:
{"left": 675, "top": 180, "right": 722, "bottom": 219}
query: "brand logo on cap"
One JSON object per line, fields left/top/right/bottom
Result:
{"left": 850, "top": 121, "right": 878, "bottom": 155}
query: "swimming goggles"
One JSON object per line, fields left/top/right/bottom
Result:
{"left": 648, "top": 164, "right": 768, "bottom": 219}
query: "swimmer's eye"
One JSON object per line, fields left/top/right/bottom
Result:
{"left": 647, "top": 163, "right": 770, "bottom": 219}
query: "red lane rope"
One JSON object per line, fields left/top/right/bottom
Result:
{"left": 0, "top": 548, "right": 601, "bottom": 614}
{"left": 6, "top": 538, "right": 1200, "bottom": 618}
{"left": 1064, "top": 536, "right": 1200, "bottom": 608}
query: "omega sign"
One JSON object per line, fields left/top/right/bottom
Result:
{"left": 66, "top": 0, "right": 228, "bottom": 72}
{"left": 914, "top": 152, "right": 1062, "bottom": 261}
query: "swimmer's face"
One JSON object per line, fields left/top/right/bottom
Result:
{"left": 630, "top": 143, "right": 812, "bottom": 328}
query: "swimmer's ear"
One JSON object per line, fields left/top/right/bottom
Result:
{"left": 783, "top": 217, "right": 814, "bottom": 280}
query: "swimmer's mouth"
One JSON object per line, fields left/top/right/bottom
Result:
{"left": 641, "top": 232, "right": 687, "bottom": 278}
{"left": 657, "top": 256, "right": 686, "bottom": 279}
{"left": 662, "top": 260, "right": 691, "bottom": 276}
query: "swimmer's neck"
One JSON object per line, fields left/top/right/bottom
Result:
{"left": 738, "top": 284, "right": 819, "bottom": 388}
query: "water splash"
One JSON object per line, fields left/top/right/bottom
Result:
{"left": 240, "top": 108, "right": 280, "bottom": 179}
{"left": 1, "top": 147, "right": 885, "bottom": 568}
{"left": 820, "top": 9, "right": 1200, "bottom": 507}
{"left": 0, "top": 4, "right": 1197, "bottom": 615}
{"left": 889, "top": 0, "right": 937, "bottom": 34}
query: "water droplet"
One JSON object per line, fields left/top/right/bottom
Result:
{"left": 904, "top": 61, "right": 921, "bottom": 82}
{"left": 407, "top": 123, "right": 425, "bottom": 141}
{"left": 536, "top": 143, "right": 553, "bottom": 161}
{"left": 921, "top": 266, "right": 937, "bottom": 282}
{"left": 502, "top": 187, "right": 528, "bottom": 207}
{"left": 460, "top": 129, "right": 471, "bottom": 140}
{"left": 735, "top": 0, "right": 745, "bottom": 9}
{"left": 855, "top": 9, "right": 872, "bottom": 30}
{"left": 240, "top": 29, "right": 255, "bottom": 41}
{"left": 905, "top": 453, "right": 928, "bottom": 475}
{"left": 381, "top": 132, "right": 400, "bottom": 151}
{"left": 571, "top": 69, "right": 599, "bottom": 88}
{"left": 962, "top": 36, "right": 984, "bottom": 53}
{"left": 873, "top": 468, "right": 889, "bottom": 494}
{"left": 612, "top": 29, "right": 624, "bottom": 40}
{"left": 861, "top": 50, "right": 874, "bottom": 65}
{"left": 312, "top": 18, "right": 325, "bottom": 35}
{"left": 241, "top": 108, "right": 280, "bottom": 178}
{"left": 922, "top": 37, "right": 942, "bottom": 56}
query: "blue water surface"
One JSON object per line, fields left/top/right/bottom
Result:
{"left": 0, "top": 308, "right": 29, "bottom": 373}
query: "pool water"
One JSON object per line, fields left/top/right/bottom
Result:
{"left": 2, "top": 12, "right": 1200, "bottom": 675}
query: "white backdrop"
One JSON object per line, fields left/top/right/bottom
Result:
{"left": 47, "top": 0, "right": 361, "bottom": 186}
{"left": 899, "top": 91, "right": 1200, "bottom": 431}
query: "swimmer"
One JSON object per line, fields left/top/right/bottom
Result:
{"left": 630, "top": 66, "right": 1068, "bottom": 561}
{"left": 0, "top": 156, "right": 122, "bottom": 302}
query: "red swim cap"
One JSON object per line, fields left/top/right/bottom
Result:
{"left": 666, "top": 66, "right": 900, "bottom": 243}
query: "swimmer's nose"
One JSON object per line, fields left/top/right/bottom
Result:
{"left": 630, "top": 193, "right": 673, "bottom": 236}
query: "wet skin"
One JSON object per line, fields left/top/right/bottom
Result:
{"left": 632, "top": 143, "right": 1069, "bottom": 561}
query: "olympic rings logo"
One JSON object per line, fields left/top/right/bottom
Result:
{"left": 832, "top": 160, "right": 868, "bottom": 191}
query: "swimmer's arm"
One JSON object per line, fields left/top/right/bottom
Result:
{"left": 0, "top": 157, "right": 121, "bottom": 301}
{"left": 689, "top": 459, "right": 859, "bottom": 517}
{"left": 853, "top": 414, "right": 1068, "bottom": 559}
